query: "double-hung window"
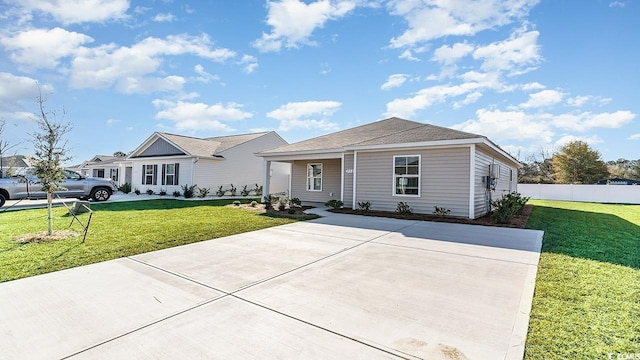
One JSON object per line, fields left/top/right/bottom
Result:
{"left": 142, "top": 164, "right": 157, "bottom": 185}
{"left": 110, "top": 168, "right": 119, "bottom": 182}
{"left": 393, "top": 155, "right": 420, "bottom": 196}
{"left": 307, "top": 163, "right": 322, "bottom": 191}
{"left": 162, "top": 163, "right": 180, "bottom": 186}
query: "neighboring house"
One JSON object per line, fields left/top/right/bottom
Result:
{"left": 0, "top": 155, "right": 31, "bottom": 177}
{"left": 127, "top": 131, "right": 290, "bottom": 195}
{"left": 258, "top": 117, "right": 520, "bottom": 219}
{"left": 72, "top": 155, "right": 132, "bottom": 186}
{"left": 597, "top": 177, "right": 640, "bottom": 185}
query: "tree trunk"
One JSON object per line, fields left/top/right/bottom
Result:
{"left": 47, "top": 192, "right": 53, "bottom": 235}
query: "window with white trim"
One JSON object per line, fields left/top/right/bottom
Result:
{"left": 306, "top": 163, "right": 322, "bottom": 191}
{"left": 393, "top": 155, "right": 420, "bottom": 196}
{"left": 110, "top": 168, "right": 119, "bottom": 182}
{"left": 143, "top": 164, "right": 157, "bottom": 185}
{"left": 162, "top": 163, "right": 180, "bottom": 186}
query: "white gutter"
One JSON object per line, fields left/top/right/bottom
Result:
{"left": 469, "top": 145, "right": 475, "bottom": 219}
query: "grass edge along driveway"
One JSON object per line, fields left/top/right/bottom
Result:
{"left": 0, "top": 199, "right": 300, "bottom": 283}
{"left": 524, "top": 200, "right": 640, "bottom": 360}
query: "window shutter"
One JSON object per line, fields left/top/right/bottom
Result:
{"left": 142, "top": 165, "right": 146, "bottom": 184}
{"left": 174, "top": 163, "right": 180, "bottom": 185}
{"left": 153, "top": 164, "right": 158, "bottom": 185}
{"left": 161, "top": 164, "right": 166, "bottom": 185}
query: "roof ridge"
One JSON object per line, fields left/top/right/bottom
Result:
{"left": 349, "top": 122, "right": 426, "bottom": 147}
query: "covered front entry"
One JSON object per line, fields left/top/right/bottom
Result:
{"left": 262, "top": 154, "right": 348, "bottom": 205}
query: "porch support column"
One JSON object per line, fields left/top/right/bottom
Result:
{"left": 468, "top": 145, "right": 476, "bottom": 219}
{"left": 352, "top": 151, "right": 358, "bottom": 210}
{"left": 262, "top": 159, "right": 271, "bottom": 200}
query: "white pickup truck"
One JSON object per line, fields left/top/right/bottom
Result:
{"left": 0, "top": 169, "right": 118, "bottom": 207}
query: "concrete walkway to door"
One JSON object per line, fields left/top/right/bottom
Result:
{"left": 0, "top": 210, "right": 543, "bottom": 360}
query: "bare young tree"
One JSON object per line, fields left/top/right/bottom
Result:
{"left": 30, "top": 87, "right": 72, "bottom": 235}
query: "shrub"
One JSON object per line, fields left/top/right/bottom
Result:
{"left": 159, "top": 188, "right": 167, "bottom": 196}
{"left": 254, "top": 184, "right": 263, "bottom": 197}
{"left": 232, "top": 200, "right": 241, "bottom": 206}
{"left": 216, "top": 186, "right": 225, "bottom": 197}
{"left": 325, "top": 199, "right": 343, "bottom": 209}
{"left": 172, "top": 190, "right": 181, "bottom": 197}
{"left": 198, "top": 187, "right": 210, "bottom": 198}
{"left": 278, "top": 203, "right": 286, "bottom": 211}
{"left": 357, "top": 201, "right": 371, "bottom": 212}
{"left": 433, "top": 205, "right": 451, "bottom": 217}
{"left": 118, "top": 182, "right": 131, "bottom": 194}
{"left": 240, "top": 185, "right": 250, "bottom": 197}
{"left": 490, "top": 192, "right": 530, "bottom": 224}
{"left": 287, "top": 208, "right": 296, "bottom": 214}
{"left": 290, "top": 197, "right": 302, "bottom": 207}
{"left": 181, "top": 184, "right": 197, "bottom": 199}
{"left": 146, "top": 189, "right": 154, "bottom": 195}
{"left": 263, "top": 195, "right": 273, "bottom": 210}
{"left": 250, "top": 200, "right": 258, "bottom": 207}
{"left": 396, "top": 202, "right": 413, "bottom": 215}
{"left": 229, "top": 184, "right": 237, "bottom": 196}
{"left": 134, "top": 188, "right": 140, "bottom": 195}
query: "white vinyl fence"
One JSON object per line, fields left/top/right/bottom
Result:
{"left": 518, "top": 184, "right": 640, "bottom": 204}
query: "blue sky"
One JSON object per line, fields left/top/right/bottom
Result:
{"left": 0, "top": 0, "right": 638, "bottom": 165}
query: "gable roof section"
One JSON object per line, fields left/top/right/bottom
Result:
{"left": 260, "top": 117, "right": 481, "bottom": 154}
{"left": 129, "top": 131, "right": 272, "bottom": 159}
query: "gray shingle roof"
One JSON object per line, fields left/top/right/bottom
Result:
{"left": 160, "top": 132, "right": 270, "bottom": 157}
{"left": 260, "top": 117, "right": 483, "bottom": 154}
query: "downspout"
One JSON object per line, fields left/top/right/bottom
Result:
{"left": 340, "top": 153, "right": 345, "bottom": 203}
{"left": 191, "top": 157, "right": 199, "bottom": 186}
{"left": 469, "top": 145, "right": 475, "bottom": 219}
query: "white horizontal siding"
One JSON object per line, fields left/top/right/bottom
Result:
{"left": 195, "top": 132, "right": 289, "bottom": 194}
{"left": 291, "top": 159, "right": 341, "bottom": 203}
{"left": 355, "top": 147, "right": 470, "bottom": 217}
{"left": 130, "top": 159, "right": 193, "bottom": 194}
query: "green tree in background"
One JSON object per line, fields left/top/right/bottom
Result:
{"left": 551, "top": 141, "right": 609, "bottom": 184}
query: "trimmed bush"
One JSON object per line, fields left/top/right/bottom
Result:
{"left": 118, "top": 183, "right": 131, "bottom": 194}
{"left": 181, "top": 184, "right": 197, "bottom": 199}
{"left": 325, "top": 199, "right": 343, "bottom": 209}
{"left": 396, "top": 202, "right": 412, "bottom": 215}
{"left": 490, "top": 191, "right": 530, "bottom": 224}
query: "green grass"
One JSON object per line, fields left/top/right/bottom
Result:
{"left": 0, "top": 199, "right": 302, "bottom": 282}
{"left": 525, "top": 200, "right": 640, "bottom": 359}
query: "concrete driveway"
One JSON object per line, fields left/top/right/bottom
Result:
{"left": 0, "top": 212, "right": 542, "bottom": 360}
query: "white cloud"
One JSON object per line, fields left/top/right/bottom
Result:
{"left": 554, "top": 134, "right": 602, "bottom": 148}
{"left": 68, "top": 34, "right": 235, "bottom": 92}
{"left": 253, "top": 0, "right": 356, "bottom": 52}
{"left": 521, "top": 82, "right": 545, "bottom": 91}
{"left": 106, "top": 118, "right": 120, "bottom": 126}
{"left": 192, "top": 64, "right": 220, "bottom": 83}
{"left": 399, "top": 49, "right": 420, "bottom": 61}
{"left": 629, "top": 134, "right": 640, "bottom": 140}
{"left": 609, "top": 1, "right": 626, "bottom": 8}
{"left": 117, "top": 76, "right": 185, "bottom": 94}
{"left": 153, "top": 13, "right": 175, "bottom": 22}
{"left": 520, "top": 89, "right": 565, "bottom": 108}
{"left": 388, "top": 0, "right": 539, "bottom": 48}
{"left": 553, "top": 110, "right": 635, "bottom": 131}
{"left": 239, "top": 55, "right": 258, "bottom": 74}
{"left": 453, "top": 91, "right": 482, "bottom": 109}
{"left": 432, "top": 42, "right": 474, "bottom": 65}
{"left": 472, "top": 27, "right": 541, "bottom": 75}
{"left": 0, "top": 73, "right": 53, "bottom": 107}
{"left": 566, "top": 95, "right": 612, "bottom": 107}
{"left": 381, "top": 74, "right": 409, "bottom": 90}
{"left": 453, "top": 108, "right": 554, "bottom": 143}
{"left": 267, "top": 100, "right": 341, "bottom": 131}
{"left": 7, "top": 0, "right": 130, "bottom": 25}
{"left": 0, "top": 27, "right": 94, "bottom": 69}
{"left": 152, "top": 99, "right": 253, "bottom": 132}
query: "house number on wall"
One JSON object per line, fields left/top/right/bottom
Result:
{"left": 345, "top": 169, "right": 353, "bottom": 174}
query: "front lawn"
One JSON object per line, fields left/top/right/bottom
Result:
{"left": 525, "top": 200, "right": 640, "bottom": 359}
{"left": 0, "top": 199, "right": 301, "bottom": 282}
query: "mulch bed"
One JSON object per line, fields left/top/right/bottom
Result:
{"left": 329, "top": 204, "right": 533, "bottom": 229}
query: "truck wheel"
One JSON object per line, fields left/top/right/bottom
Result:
{"left": 0, "top": 194, "right": 5, "bottom": 207}
{"left": 90, "top": 188, "right": 111, "bottom": 202}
